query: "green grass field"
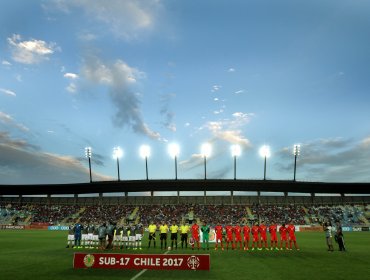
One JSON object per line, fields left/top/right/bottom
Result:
{"left": 0, "top": 230, "right": 369, "bottom": 280}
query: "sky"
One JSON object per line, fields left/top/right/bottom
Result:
{"left": 1, "top": 0, "right": 370, "bottom": 186}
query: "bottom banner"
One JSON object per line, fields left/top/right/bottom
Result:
{"left": 73, "top": 253, "right": 210, "bottom": 271}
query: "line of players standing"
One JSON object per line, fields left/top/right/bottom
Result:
{"left": 146, "top": 220, "right": 300, "bottom": 251}
{"left": 66, "top": 221, "right": 144, "bottom": 250}
{"left": 214, "top": 221, "right": 299, "bottom": 251}
{"left": 66, "top": 220, "right": 299, "bottom": 251}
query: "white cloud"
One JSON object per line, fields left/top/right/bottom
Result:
{"left": 66, "top": 83, "right": 77, "bottom": 93}
{"left": 211, "top": 85, "right": 222, "bottom": 92}
{"left": 228, "top": 68, "right": 235, "bottom": 72}
{"left": 7, "top": 34, "right": 60, "bottom": 64}
{"left": 63, "top": 72, "right": 79, "bottom": 79}
{"left": 234, "top": 89, "right": 244, "bottom": 94}
{"left": 0, "top": 111, "right": 29, "bottom": 132}
{"left": 52, "top": 0, "right": 161, "bottom": 40}
{"left": 2, "top": 60, "right": 12, "bottom": 66}
{"left": 0, "top": 88, "right": 16, "bottom": 97}
{"left": 63, "top": 72, "right": 79, "bottom": 93}
{"left": 202, "top": 112, "right": 254, "bottom": 147}
{"left": 15, "top": 74, "right": 22, "bottom": 82}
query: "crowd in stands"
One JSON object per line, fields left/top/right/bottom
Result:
{"left": 0, "top": 201, "right": 368, "bottom": 226}
{"left": 250, "top": 204, "right": 306, "bottom": 225}
{"left": 78, "top": 205, "right": 135, "bottom": 225}
{"left": 138, "top": 204, "right": 195, "bottom": 225}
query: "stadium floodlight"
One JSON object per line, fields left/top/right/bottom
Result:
{"left": 168, "top": 143, "right": 180, "bottom": 180}
{"left": 201, "top": 143, "right": 212, "bottom": 180}
{"left": 293, "top": 144, "right": 301, "bottom": 182}
{"left": 259, "top": 145, "right": 271, "bottom": 180}
{"left": 231, "top": 144, "right": 241, "bottom": 180}
{"left": 139, "top": 145, "right": 151, "bottom": 180}
{"left": 85, "top": 147, "right": 92, "bottom": 183}
{"left": 113, "top": 147, "right": 123, "bottom": 181}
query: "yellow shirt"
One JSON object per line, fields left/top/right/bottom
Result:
{"left": 170, "top": 225, "right": 179, "bottom": 233}
{"left": 159, "top": 225, "right": 169, "bottom": 234}
{"left": 148, "top": 224, "right": 157, "bottom": 233}
{"left": 180, "top": 225, "right": 189, "bottom": 234}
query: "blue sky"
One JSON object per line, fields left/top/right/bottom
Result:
{"left": 0, "top": 0, "right": 370, "bottom": 185}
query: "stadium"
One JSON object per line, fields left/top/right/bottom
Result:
{"left": 1, "top": 179, "right": 369, "bottom": 280}
{"left": 2, "top": 1, "right": 370, "bottom": 280}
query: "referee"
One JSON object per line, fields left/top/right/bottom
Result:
{"left": 159, "top": 221, "right": 169, "bottom": 250}
{"left": 170, "top": 221, "right": 179, "bottom": 250}
{"left": 148, "top": 221, "right": 157, "bottom": 248}
{"left": 180, "top": 221, "right": 190, "bottom": 249}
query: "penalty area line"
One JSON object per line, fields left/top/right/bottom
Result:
{"left": 130, "top": 242, "right": 180, "bottom": 280}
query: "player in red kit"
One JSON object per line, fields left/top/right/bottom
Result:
{"left": 279, "top": 223, "right": 288, "bottom": 250}
{"left": 242, "top": 224, "right": 250, "bottom": 251}
{"left": 259, "top": 222, "right": 268, "bottom": 250}
{"left": 214, "top": 223, "right": 224, "bottom": 250}
{"left": 287, "top": 222, "right": 299, "bottom": 250}
{"left": 251, "top": 223, "right": 260, "bottom": 251}
{"left": 225, "top": 224, "right": 234, "bottom": 250}
{"left": 191, "top": 222, "right": 200, "bottom": 250}
{"left": 269, "top": 222, "right": 278, "bottom": 250}
{"left": 234, "top": 224, "right": 243, "bottom": 250}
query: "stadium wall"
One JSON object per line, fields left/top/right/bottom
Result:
{"left": 1, "top": 194, "right": 369, "bottom": 206}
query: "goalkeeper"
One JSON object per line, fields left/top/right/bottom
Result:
{"left": 201, "top": 221, "right": 210, "bottom": 250}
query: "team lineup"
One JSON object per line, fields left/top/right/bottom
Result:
{"left": 66, "top": 220, "right": 300, "bottom": 251}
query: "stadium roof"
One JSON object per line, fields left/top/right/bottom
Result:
{"left": 0, "top": 180, "right": 369, "bottom": 195}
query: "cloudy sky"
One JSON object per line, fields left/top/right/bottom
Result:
{"left": 0, "top": 0, "right": 370, "bottom": 185}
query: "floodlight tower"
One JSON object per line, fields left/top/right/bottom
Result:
{"left": 140, "top": 145, "right": 151, "bottom": 180}
{"left": 293, "top": 144, "right": 301, "bottom": 181}
{"left": 85, "top": 147, "right": 92, "bottom": 183}
{"left": 113, "top": 147, "right": 123, "bottom": 181}
{"left": 231, "top": 144, "right": 241, "bottom": 180}
{"left": 168, "top": 143, "right": 180, "bottom": 180}
{"left": 201, "top": 143, "right": 212, "bottom": 180}
{"left": 259, "top": 145, "right": 271, "bottom": 180}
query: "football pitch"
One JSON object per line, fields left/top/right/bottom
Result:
{"left": 0, "top": 230, "right": 369, "bottom": 280}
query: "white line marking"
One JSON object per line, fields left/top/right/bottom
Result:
{"left": 130, "top": 242, "right": 179, "bottom": 280}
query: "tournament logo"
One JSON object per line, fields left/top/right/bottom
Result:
{"left": 187, "top": 256, "right": 200, "bottom": 270}
{"left": 83, "top": 254, "right": 95, "bottom": 268}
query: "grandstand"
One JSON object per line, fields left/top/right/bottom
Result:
{"left": 1, "top": 179, "right": 369, "bottom": 227}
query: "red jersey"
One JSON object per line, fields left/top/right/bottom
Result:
{"left": 287, "top": 224, "right": 296, "bottom": 241}
{"left": 287, "top": 224, "right": 296, "bottom": 236}
{"left": 225, "top": 225, "right": 234, "bottom": 236}
{"left": 234, "top": 225, "right": 242, "bottom": 241}
{"left": 243, "top": 225, "right": 250, "bottom": 240}
{"left": 259, "top": 224, "right": 267, "bottom": 237}
{"left": 251, "top": 225, "right": 259, "bottom": 236}
{"left": 279, "top": 225, "right": 287, "bottom": 240}
{"left": 191, "top": 224, "right": 199, "bottom": 237}
{"left": 269, "top": 224, "right": 278, "bottom": 241}
{"left": 215, "top": 225, "right": 223, "bottom": 237}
